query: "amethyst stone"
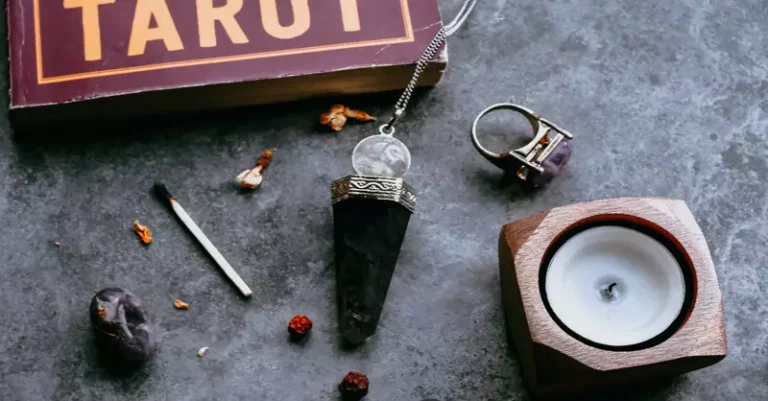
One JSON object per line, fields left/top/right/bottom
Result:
{"left": 89, "top": 288, "right": 154, "bottom": 368}
{"left": 530, "top": 140, "right": 573, "bottom": 186}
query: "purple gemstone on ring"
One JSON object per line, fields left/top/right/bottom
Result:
{"left": 529, "top": 140, "right": 573, "bottom": 186}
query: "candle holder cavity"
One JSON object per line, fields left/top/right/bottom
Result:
{"left": 498, "top": 198, "right": 726, "bottom": 397}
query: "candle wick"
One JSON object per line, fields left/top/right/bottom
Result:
{"left": 607, "top": 283, "right": 617, "bottom": 293}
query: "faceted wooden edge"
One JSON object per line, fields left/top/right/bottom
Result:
{"left": 498, "top": 197, "right": 727, "bottom": 397}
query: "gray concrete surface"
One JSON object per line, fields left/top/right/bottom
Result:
{"left": 1, "top": 0, "right": 767, "bottom": 400}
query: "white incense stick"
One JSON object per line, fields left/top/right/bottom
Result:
{"left": 154, "top": 183, "right": 252, "bottom": 297}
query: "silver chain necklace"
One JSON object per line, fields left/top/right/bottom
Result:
{"left": 351, "top": 0, "right": 479, "bottom": 179}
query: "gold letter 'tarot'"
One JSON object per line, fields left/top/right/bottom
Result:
{"left": 339, "top": 0, "right": 361, "bottom": 32}
{"left": 260, "top": 0, "right": 310, "bottom": 40}
{"left": 63, "top": 0, "right": 116, "bottom": 61}
{"left": 128, "top": 0, "right": 184, "bottom": 56}
{"left": 197, "top": 0, "right": 249, "bottom": 48}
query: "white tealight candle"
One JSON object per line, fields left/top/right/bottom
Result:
{"left": 544, "top": 225, "right": 686, "bottom": 348}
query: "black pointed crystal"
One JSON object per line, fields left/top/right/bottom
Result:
{"left": 331, "top": 176, "right": 416, "bottom": 345}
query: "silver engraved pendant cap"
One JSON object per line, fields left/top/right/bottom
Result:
{"left": 331, "top": 175, "right": 417, "bottom": 212}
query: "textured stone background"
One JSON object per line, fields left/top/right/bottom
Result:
{"left": 1, "top": 0, "right": 767, "bottom": 400}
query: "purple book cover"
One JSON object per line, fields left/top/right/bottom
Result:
{"left": 8, "top": 0, "right": 444, "bottom": 109}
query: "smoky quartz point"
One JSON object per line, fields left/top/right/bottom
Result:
{"left": 331, "top": 175, "right": 416, "bottom": 345}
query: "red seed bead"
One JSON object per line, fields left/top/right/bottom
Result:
{"left": 339, "top": 371, "right": 369, "bottom": 401}
{"left": 288, "top": 315, "right": 313, "bottom": 341}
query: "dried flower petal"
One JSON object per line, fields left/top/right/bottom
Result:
{"left": 343, "top": 107, "right": 376, "bottom": 122}
{"left": 327, "top": 115, "right": 348, "bottom": 131}
{"left": 321, "top": 106, "right": 348, "bottom": 132}
{"left": 236, "top": 168, "right": 263, "bottom": 189}
{"left": 320, "top": 104, "right": 345, "bottom": 124}
{"left": 256, "top": 149, "right": 273, "bottom": 169}
{"left": 133, "top": 221, "right": 152, "bottom": 244}
{"left": 236, "top": 149, "right": 273, "bottom": 190}
{"left": 174, "top": 299, "right": 190, "bottom": 310}
{"left": 197, "top": 347, "right": 209, "bottom": 357}
{"left": 320, "top": 104, "right": 376, "bottom": 131}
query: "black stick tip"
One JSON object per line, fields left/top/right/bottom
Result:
{"left": 153, "top": 182, "right": 173, "bottom": 202}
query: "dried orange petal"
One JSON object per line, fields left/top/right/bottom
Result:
{"left": 256, "top": 149, "right": 273, "bottom": 169}
{"left": 344, "top": 107, "right": 377, "bottom": 122}
{"left": 320, "top": 104, "right": 346, "bottom": 125}
{"left": 236, "top": 168, "right": 263, "bottom": 189}
{"left": 320, "top": 105, "right": 375, "bottom": 131}
{"left": 133, "top": 220, "right": 152, "bottom": 244}
{"left": 174, "top": 299, "right": 190, "bottom": 310}
{"left": 236, "top": 149, "right": 273, "bottom": 189}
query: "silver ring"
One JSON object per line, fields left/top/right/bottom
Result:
{"left": 471, "top": 103, "right": 542, "bottom": 168}
{"left": 470, "top": 103, "right": 574, "bottom": 186}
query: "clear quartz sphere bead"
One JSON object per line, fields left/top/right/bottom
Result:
{"left": 351, "top": 135, "right": 411, "bottom": 178}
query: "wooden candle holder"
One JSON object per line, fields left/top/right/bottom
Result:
{"left": 499, "top": 198, "right": 726, "bottom": 398}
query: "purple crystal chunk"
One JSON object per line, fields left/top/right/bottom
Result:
{"left": 530, "top": 140, "right": 573, "bottom": 186}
